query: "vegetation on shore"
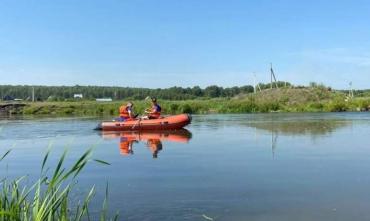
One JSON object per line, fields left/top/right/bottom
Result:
{"left": 0, "top": 148, "right": 116, "bottom": 220}
{"left": 3, "top": 86, "right": 370, "bottom": 116}
{"left": 0, "top": 84, "right": 260, "bottom": 101}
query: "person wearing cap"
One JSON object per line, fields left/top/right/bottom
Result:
{"left": 145, "top": 98, "right": 162, "bottom": 119}
{"left": 116, "top": 102, "right": 136, "bottom": 121}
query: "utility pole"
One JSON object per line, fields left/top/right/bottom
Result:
{"left": 270, "top": 63, "right": 278, "bottom": 89}
{"left": 253, "top": 72, "right": 256, "bottom": 94}
{"left": 32, "top": 86, "right": 35, "bottom": 102}
{"left": 349, "top": 82, "right": 354, "bottom": 99}
{"left": 270, "top": 65, "right": 273, "bottom": 89}
{"left": 253, "top": 72, "right": 262, "bottom": 93}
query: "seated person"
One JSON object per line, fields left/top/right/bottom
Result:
{"left": 144, "top": 98, "right": 162, "bottom": 119}
{"left": 116, "top": 102, "right": 136, "bottom": 121}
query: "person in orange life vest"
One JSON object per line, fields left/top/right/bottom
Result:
{"left": 116, "top": 102, "right": 136, "bottom": 122}
{"left": 147, "top": 139, "right": 163, "bottom": 158}
{"left": 144, "top": 98, "right": 162, "bottom": 119}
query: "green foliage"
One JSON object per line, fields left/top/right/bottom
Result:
{"left": 257, "top": 102, "right": 281, "bottom": 112}
{"left": 0, "top": 85, "right": 256, "bottom": 101}
{"left": 169, "top": 103, "right": 179, "bottom": 113}
{"left": 308, "top": 102, "right": 324, "bottom": 111}
{"left": 0, "top": 148, "right": 117, "bottom": 221}
{"left": 355, "top": 99, "right": 370, "bottom": 110}
{"left": 181, "top": 104, "right": 193, "bottom": 114}
{"left": 257, "top": 81, "right": 292, "bottom": 90}
{"left": 4, "top": 87, "right": 370, "bottom": 115}
{"left": 324, "top": 99, "right": 348, "bottom": 112}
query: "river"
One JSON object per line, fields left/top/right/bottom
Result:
{"left": 1, "top": 113, "right": 370, "bottom": 221}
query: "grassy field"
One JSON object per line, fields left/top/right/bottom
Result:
{"left": 3, "top": 87, "right": 370, "bottom": 116}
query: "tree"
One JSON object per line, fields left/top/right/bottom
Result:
{"left": 205, "top": 86, "right": 222, "bottom": 98}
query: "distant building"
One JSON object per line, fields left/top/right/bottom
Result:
{"left": 74, "top": 94, "right": 83, "bottom": 99}
{"left": 3, "top": 95, "right": 14, "bottom": 101}
{"left": 96, "top": 98, "right": 113, "bottom": 102}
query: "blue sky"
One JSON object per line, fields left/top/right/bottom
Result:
{"left": 0, "top": 0, "right": 370, "bottom": 89}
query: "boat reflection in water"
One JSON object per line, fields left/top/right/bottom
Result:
{"left": 101, "top": 129, "right": 192, "bottom": 158}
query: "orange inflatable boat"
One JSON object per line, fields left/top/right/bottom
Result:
{"left": 95, "top": 114, "right": 192, "bottom": 131}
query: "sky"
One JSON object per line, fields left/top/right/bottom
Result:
{"left": 0, "top": 0, "right": 370, "bottom": 89}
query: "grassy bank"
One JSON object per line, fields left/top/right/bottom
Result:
{"left": 3, "top": 88, "right": 370, "bottom": 116}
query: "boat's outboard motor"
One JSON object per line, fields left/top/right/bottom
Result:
{"left": 187, "top": 114, "right": 192, "bottom": 123}
{"left": 94, "top": 123, "right": 103, "bottom": 130}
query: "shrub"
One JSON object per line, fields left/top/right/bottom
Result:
{"left": 181, "top": 104, "right": 193, "bottom": 114}
{"left": 169, "top": 103, "right": 179, "bottom": 113}
{"left": 324, "top": 99, "right": 348, "bottom": 112}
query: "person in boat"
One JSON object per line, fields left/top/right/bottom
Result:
{"left": 144, "top": 97, "right": 162, "bottom": 119}
{"left": 116, "top": 102, "right": 136, "bottom": 122}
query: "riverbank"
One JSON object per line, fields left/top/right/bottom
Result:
{"left": 2, "top": 88, "right": 370, "bottom": 116}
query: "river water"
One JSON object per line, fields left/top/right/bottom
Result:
{"left": 1, "top": 113, "right": 370, "bottom": 221}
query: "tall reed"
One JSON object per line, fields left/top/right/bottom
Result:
{"left": 0, "top": 148, "right": 117, "bottom": 221}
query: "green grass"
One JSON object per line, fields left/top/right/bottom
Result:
{"left": 0, "top": 148, "right": 117, "bottom": 221}
{"left": 4, "top": 87, "right": 370, "bottom": 116}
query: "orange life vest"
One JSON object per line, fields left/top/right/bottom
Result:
{"left": 119, "top": 106, "right": 131, "bottom": 118}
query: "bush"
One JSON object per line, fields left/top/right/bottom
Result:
{"left": 63, "top": 108, "right": 74, "bottom": 114}
{"left": 169, "top": 103, "right": 179, "bottom": 113}
{"left": 324, "top": 100, "right": 348, "bottom": 112}
{"left": 308, "top": 102, "right": 324, "bottom": 110}
{"left": 357, "top": 99, "right": 370, "bottom": 110}
{"left": 258, "top": 102, "right": 280, "bottom": 112}
{"left": 181, "top": 104, "right": 193, "bottom": 114}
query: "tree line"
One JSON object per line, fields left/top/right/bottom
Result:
{"left": 0, "top": 82, "right": 297, "bottom": 101}
{"left": 0, "top": 85, "right": 253, "bottom": 101}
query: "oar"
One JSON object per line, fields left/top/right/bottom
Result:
{"left": 132, "top": 97, "right": 151, "bottom": 129}
{"left": 131, "top": 114, "right": 143, "bottom": 129}
{"left": 132, "top": 118, "right": 141, "bottom": 129}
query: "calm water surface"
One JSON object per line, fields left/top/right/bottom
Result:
{"left": 1, "top": 113, "right": 370, "bottom": 221}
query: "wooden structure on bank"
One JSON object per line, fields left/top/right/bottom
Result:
{"left": 0, "top": 103, "right": 26, "bottom": 114}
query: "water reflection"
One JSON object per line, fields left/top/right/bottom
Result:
{"left": 247, "top": 120, "right": 350, "bottom": 136}
{"left": 101, "top": 129, "right": 192, "bottom": 158}
{"left": 247, "top": 119, "right": 351, "bottom": 159}
{"left": 193, "top": 114, "right": 353, "bottom": 136}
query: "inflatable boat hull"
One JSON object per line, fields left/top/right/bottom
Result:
{"left": 96, "top": 114, "right": 191, "bottom": 131}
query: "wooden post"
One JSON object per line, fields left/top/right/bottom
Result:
{"left": 32, "top": 87, "right": 35, "bottom": 102}
{"left": 253, "top": 73, "right": 256, "bottom": 94}
{"left": 270, "top": 64, "right": 273, "bottom": 89}
{"left": 270, "top": 63, "right": 278, "bottom": 89}
{"left": 349, "top": 82, "right": 354, "bottom": 98}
